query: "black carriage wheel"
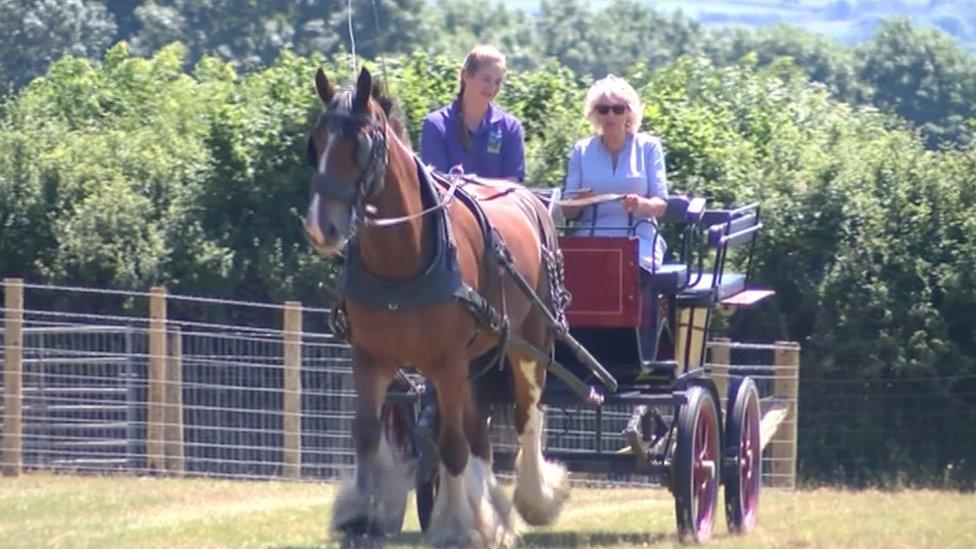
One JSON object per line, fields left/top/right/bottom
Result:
{"left": 673, "top": 385, "right": 720, "bottom": 543}
{"left": 416, "top": 469, "right": 439, "bottom": 532}
{"left": 414, "top": 401, "right": 439, "bottom": 532}
{"left": 724, "top": 377, "right": 761, "bottom": 534}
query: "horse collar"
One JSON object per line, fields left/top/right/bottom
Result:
{"left": 338, "top": 159, "right": 463, "bottom": 310}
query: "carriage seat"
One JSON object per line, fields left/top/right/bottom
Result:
{"left": 677, "top": 272, "right": 747, "bottom": 306}
{"left": 644, "top": 195, "right": 703, "bottom": 294}
{"left": 677, "top": 203, "right": 762, "bottom": 308}
{"left": 648, "top": 263, "right": 690, "bottom": 294}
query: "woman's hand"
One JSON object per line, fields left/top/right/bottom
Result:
{"left": 623, "top": 194, "right": 646, "bottom": 216}
{"left": 623, "top": 194, "right": 666, "bottom": 218}
{"left": 562, "top": 188, "right": 595, "bottom": 219}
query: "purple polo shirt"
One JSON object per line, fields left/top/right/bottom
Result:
{"left": 420, "top": 101, "right": 525, "bottom": 181}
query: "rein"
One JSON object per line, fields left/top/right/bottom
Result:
{"left": 556, "top": 193, "right": 626, "bottom": 208}
{"left": 361, "top": 169, "right": 462, "bottom": 228}
{"left": 315, "top": 108, "right": 462, "bottom": 230}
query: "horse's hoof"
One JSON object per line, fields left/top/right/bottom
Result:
{"left": 339, "top": 533, "right": 386, "bottom": 549}
{"left": 335, "top": 516, "right": 389, "bottom": 538}
{"left": 427, "top": 532, "right": 481, "bottom": 549}
{"left": 514, "top": 460, "right": 570, "bottom": 526}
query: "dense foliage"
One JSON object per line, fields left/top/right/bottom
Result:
{"left": 2, "top": 1, "right": 975, "bottom": 488}
{"left": 5, "top": 1, "right": 976, "bottom": 149}
{"left": 3, "top": 42, "right": 974, "bottom": 487}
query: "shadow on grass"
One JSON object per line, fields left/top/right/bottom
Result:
{"left": 518, "top": 531, "right": 671, "bottom": 547}
{"left": 303, "top": 530, "right": 674, "bottom": 547}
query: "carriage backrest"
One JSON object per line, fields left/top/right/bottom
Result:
{"left": 660, "top": 195, "right": 706, "bottom": 224}
{"left": 678, "top": 202, "right": 770, "bottom": 309}
{"left": 703, "top": 204, "right": 762, "bottom": 250}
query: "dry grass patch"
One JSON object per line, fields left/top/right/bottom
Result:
{"left": 1, "top": 473, "right": 974, "bottom": 548}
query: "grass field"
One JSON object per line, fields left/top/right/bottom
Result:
{"left": 1, "top": 473, "right": 974, "bottom": 548}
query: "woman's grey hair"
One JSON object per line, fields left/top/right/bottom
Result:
{"left": 584, "top": 74, "right": 643, "bottom": 133}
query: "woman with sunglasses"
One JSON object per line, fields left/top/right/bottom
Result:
{"left": 421, "top": 45, "right": 526, "bottom": 181}
{"left": 562, "top": 74, "right": 669, "bottom": 359}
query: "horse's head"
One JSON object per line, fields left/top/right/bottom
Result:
{"left": 305, "top": 67, "right": 388, "bottom": 256}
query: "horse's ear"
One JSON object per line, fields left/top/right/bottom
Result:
{"left": 372, "top": 81, "right": 394, "bottom": 116}
{"left": 315, "top": 68, "right": 334, "bottom": 105}
{"left": 353, "top": 67, "right": 372, "bottom": 112}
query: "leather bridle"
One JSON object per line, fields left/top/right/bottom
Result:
{"left": 308, "top": 110, "right": 388, "bottom": 224}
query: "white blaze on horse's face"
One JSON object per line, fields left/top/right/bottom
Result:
{"left": 306, "top": 128, "right": 352, "bottom": 257}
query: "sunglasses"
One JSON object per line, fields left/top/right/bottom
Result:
{"left": 595, "top": 104, "right": 628, "bottom": 115}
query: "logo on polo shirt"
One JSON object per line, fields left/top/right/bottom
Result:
{"left": 487, "top": 128, "right": 502, "bottom": 154}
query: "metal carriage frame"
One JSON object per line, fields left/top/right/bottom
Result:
{"left": 382, "top": 192, "right": 772, "bottom": 542}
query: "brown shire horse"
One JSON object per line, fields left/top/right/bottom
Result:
{"left": 304, "top": 67, "right": 569, "bottom": 547}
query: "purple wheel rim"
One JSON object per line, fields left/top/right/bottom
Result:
{"left": 739, "top": 394, "right": 761, "bottom": 531}
{"left": 693, "top": 399, "right": 718, "bottom": 540}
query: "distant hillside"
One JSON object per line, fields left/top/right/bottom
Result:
{"left": 503, "top": 0, "right": 976, "bottom": 50}
{"left": 690, "top": 0, "right": 975, "bottom": 48}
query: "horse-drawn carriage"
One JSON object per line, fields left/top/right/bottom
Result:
{"left": 304, "top": 67, "right": 774, "bottom": 546}
{"left": 387, "top": 193, "right": 771, "bottom": 543}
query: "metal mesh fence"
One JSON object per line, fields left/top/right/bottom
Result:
{"left": 707, "top": 340, "right": 800, "bottom": 489}
{"left": 2, "top": 281, "right": 798, "bottom": 487}
{"left": 20, "top": 325, "right": 141, "bottom": 472}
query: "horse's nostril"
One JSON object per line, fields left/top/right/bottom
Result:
{"left": 326, "top": 225, "right": 339, "bottom": 239}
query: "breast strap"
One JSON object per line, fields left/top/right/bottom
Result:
{"left": 338, "top": 158, "right": 463, "bottom": 310}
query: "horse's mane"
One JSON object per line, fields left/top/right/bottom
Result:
{"left": 369, "top": 82, "right": 410, "bottom": 148}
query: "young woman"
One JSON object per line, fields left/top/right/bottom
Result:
{"left": 421, "top": 45, "right": 525, "bottom": 181}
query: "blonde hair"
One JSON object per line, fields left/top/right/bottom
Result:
{"left": 584, "top": 74, "right": 643, "bottom": 133}
{"left": 458, "top": 44, "right": 507, "bottom": 97}
{"left": 457, "top": 45, "right": 507, "bottom": 150}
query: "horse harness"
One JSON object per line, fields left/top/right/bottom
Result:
{"left": 308, "top": 111, "right": 388, "bottom": 214}
{"left": 330, "top": 157, "right": 571, "bottom": 380}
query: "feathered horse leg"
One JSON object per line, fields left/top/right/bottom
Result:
{"left": 331, "top": 353, "right": 409, "bottom": 539}
{"left": 510, "top": 349, "right": 569, "bottom": 526}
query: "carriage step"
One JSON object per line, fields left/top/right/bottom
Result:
{"left": 639, "top": 361, "right": 678, "bottom": 383}
{"left": 641, "top": 360, "right": 677, "bottom": 372}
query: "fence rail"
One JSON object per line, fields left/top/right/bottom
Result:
{"left": 2, "top": 278, "right": 799, "bottom": 488}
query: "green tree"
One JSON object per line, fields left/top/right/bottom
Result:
{"left": 535, "top": 0, "right": 705, "bottom": 77}
{"left": 593, "top": 1, "right": 706, "bottom": 76}
{"left": 130, "top": 0, "right": 312, "bottom": 71}
{"left": 856, "top": 18, "right": 976, "bottom": 148}
{"left": 330, "top": 0, "right": 435, "bottom": 61}
{"left": 534, "top": 0, "right": 601, "bottom": 77}
{"left": 709, "top": 24, "right": 864, "bottom": 104}
{"left": 426, "top": 0, "right": 537, "bottom": 70}
{"left": 128, "top": 0, "right": 436, "bottom": 73}
{"left": 0, "top": 0, "right": 116, "bottom": 91}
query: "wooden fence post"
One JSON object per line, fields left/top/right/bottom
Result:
{"left": 147, "top": 286, "right": 167, "bottom": 472}
{"left": 771, "top": 341, "right": 800, "bottom": 489}
{"left": 709, "top": 337, "right": 731, "bottom": 409}
{"left": 3, "top": 278, "right": 24, "bottom": 477}
{"left": 165, "top": 326, "right": 184, "bottom": 474}
{"left": 283, "top": 301, "right": 302, "bottom": 479}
